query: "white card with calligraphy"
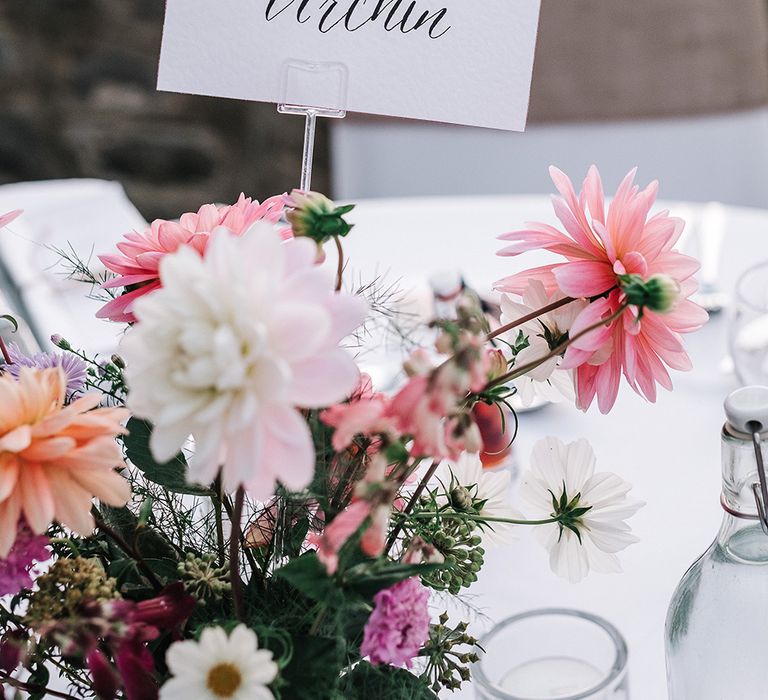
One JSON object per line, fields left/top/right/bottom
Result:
{"left": 158, "top": 0, "right": 541, "bottom": 131}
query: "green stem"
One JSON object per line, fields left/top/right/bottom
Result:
{"left": 333, "top": 235, "right": 344, "bottom": 292}
{"left": 213, "top": 478, "right": 226, "bottom": 568}
{"left": 486, "top": 303, "right": 628, "bottom": 390}
{"left": 384, "top": 459, "right": 439, "bottom": 556}
{"left": 92, "top": 510, "right": 162, "bottom": 591}
{"left": 402, "top": 511, "right": 561, "bottom": 526}
{"left": 229, "top": 487, "right": 245, "bottom": 622}
{"left": 309, "top": 605, "right": 327, "bottom": 636}
{"left": 0, "top": 673, "right": 79, "bottom": 700}
{"left": 487, "top": 296, "right": 576, "bottom": 341}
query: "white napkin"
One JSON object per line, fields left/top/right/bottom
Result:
{"left": 0, "top": 179, "right": 147, "bottom": 355}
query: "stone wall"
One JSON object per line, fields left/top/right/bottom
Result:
{"left": 0, "top": 0, "right": 327, "bottom": 220}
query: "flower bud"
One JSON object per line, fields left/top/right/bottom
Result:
{"left": 486, "top": 349, "right": 508, "bottom": 381}
{"left": 449, "top": 485, "right": 474, "bottom": 512}
{"left": 284, "top": 189, "right": 354, "bottom": 243}
{"left": 403, "top": 348, "right": 432, "bottom": 377}
{"left": 620, "top": 273, "right": 680, "bottom": 314}
{"left": 50, "top": 334, "right": 70, "bottom": 349}
{"left": 110, "top": 353, "right": 125, "bottom": 369}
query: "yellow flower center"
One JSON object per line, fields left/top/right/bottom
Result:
{"left": 206, "top": 662, "right": 242, "bottom": 697}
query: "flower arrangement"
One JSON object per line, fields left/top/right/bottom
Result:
{"left": 0, "top": 167, "right": 704, "bottom": 699}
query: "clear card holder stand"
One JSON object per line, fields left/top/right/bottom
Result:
{"left": 277, "top": 60, "right": 349, "bottom": 191}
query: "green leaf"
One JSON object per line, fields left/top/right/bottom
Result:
{"left": 276, "top": 553, "right": 335, "bottom": 602}
{"left": 339, "top": 662, "right": 438, "bottom": 699}
{"left": 124, "top": 417, "right": 213, "bottom": 496}
{"left": 281, "top": 635, "right": 346, "bottom": 700}
{"left": 344, "top": 562, "right": 444, "bottom": 599}
{"left": 100, "top": 505, "right": 178, "bottom": 561}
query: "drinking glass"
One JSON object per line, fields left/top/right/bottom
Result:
{"left": 730, "top": 261, "right": 768, "bottom": 386}
{"left": 474, "top": 609, "right": 629, "bottom": 700}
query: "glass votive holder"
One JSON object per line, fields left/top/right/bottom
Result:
{"left": 473, "top": 609, "right": 629, "bottom": 700}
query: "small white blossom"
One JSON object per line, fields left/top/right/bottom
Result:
{"left": 432, "top": 452, "right": 519, "bottom": 545}
{"left": 499, "top": 281, "right": 587, "bottom": 406}
{"left": 161, "top": 624, "right": 277, "bottom": 700}
{"left": 520, "top": 436, "right": 644, "bottom": 583}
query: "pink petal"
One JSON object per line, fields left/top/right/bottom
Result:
{"left": 287, "top": 350, "right": 360, "bottom": 407}
{"left": 493, "top": 264, "right": 560, "bottom": 295}
{"left": 96, "top": 282, "right": 161, "bottom": 322}
{"left": 0, "top": 210, "right": 22, "bottom": 228}
{"left": 260, "top": 406, "right": 315, "bottom": 493}
{"left": 582, "top": 166, "right": 605, "bottom": 225}
{"left": 553, "top": 261, "right": 617, "bottom": 297}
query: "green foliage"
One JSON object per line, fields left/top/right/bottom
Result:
{"left": 276, "top": 553, "right": 336, "bottom": 603}
{"left": 339, "top": 662, "right": 438, "bottom": 699}
{"left": 280, "top": 635, "right": 347, "bottom": 700}
{"left": 124, "top": 418, "right": 213, "bottom": 496}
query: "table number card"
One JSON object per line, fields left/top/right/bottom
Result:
{"left": 158, "top": 0, "right": 542, "bottom": 131}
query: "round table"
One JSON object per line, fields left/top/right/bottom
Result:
{"left": 342, "top": 194, "right": 768, "bottom": 699}
{"left": 1, "top": 182, "right": 767, "bottom": 698}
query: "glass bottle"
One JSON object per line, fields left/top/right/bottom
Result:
{"left": 665, "top": 386, "right": 768, "bottom": 698}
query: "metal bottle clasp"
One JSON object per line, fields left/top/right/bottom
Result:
{"left": 747, "top": 421, "right": 768, "bottom": 536}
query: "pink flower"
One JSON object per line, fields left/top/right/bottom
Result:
{"left": 320, "top": 395, "right": 395, "bottom": 452}
{"left": 97, "top": 194, "right": 285, "bottom": 322}
{"left": 496, "top": 166, "right": 707, "bottom": 413}
{"left": 360, "top": 577, "right": 430, "bottom": 668}
{"left": 309, "top": 500, "right": 372, "bottom": 575}
{"left": 0, "top": 210, "right": 22, "bottom": 228}
{"left": 360, "top": 504, "right": 390, "bottom": 558}
{"left": 0, "top": 520, "right": 49, "bottom": 597}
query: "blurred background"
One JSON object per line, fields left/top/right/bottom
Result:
{"left": 2, "top": 0, "right": 768, "bottom": 218}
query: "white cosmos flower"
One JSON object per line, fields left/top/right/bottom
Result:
{"left": 432, "top": 451, "right": 519, "bottom": 545}
{"left": 520, "top": 436, "right": 644, "bottom": 583}
{"left": 121, "top": 223, "right": 367, "bottom": 498}
{"left": 499, "top": 280, "right": 587, "bottom": 406}
{"left": 161, "top": 624, "right": 277, "bottom": 700}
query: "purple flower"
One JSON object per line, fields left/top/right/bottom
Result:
{"left": 360, "top": 577, "right": 430, "bottom": 668}
{"left": 0, "top": 521, "right": 50, "bottom": 597}
{"left": 5, "top": 342, "right": 87, "bottom": 395}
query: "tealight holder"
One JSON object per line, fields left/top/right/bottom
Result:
{"left": 473, "top": 609, "right": 629, "bottom": 700}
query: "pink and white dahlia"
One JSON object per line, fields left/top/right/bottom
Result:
{"left": 98, "top": 194, "right": 285, "bottom": 323}
{"left": 121, "top": 223, "right": 368, "bottom": 498}
{"left": 496, "top": 166, "right": 707, "bottom": 413}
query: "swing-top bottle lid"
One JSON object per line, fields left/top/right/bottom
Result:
{"left": 724, "top": 386, "right": 768, "bottom": 435}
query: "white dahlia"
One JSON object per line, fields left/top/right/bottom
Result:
{"left": 121, "top": 223, "right": 367, "bottom": 498}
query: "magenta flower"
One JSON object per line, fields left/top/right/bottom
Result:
{"left": 0, "top": 520, "right": 50, "bottom": 597}
{"left": 5, "top": 343, "right": 88, "bottom": 395}
{"left": 361, "top": 577, "right": 430, "bottom": 668}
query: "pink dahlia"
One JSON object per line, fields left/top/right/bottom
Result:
{"left": 496, "top": 166, "right": 708, "bottom": 413}
{"left": 0, "top": 520, "right": 49, "bottom": 596}
{"left": 360, "top": 577, "right": 430, "bottom": 668}
{"left": 97, "top": 194, "right": 285, "bottom": 323}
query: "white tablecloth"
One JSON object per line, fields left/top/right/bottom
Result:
{"left": 342, "top": 195, "right": 768, "bottom": 699}
{"left": 1, "top": 182, "right": 767, "bottom": 698}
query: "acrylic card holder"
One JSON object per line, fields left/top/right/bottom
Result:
{"left": 278, "top": 60, "right": 349, "bottom": 190}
